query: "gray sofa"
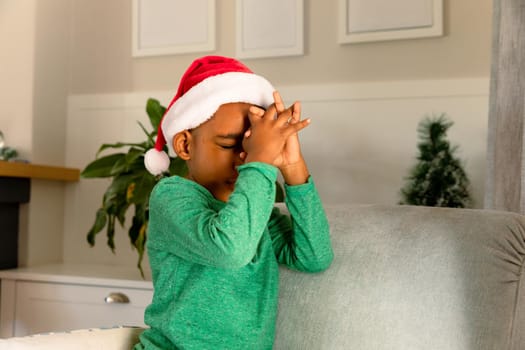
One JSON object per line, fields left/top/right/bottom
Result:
{"left": 275, "top": 204, "right": 525, "bottom": 350}
{"left": 2, "top": 204, "right": 524, "bottom": 350}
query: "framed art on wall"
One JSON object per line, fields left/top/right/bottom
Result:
{"left": 338, "top": 0, "right": 443, "bottom": 44}
{"left": 132, "top": 0, "right": 215, "bottom": 57}
{"left": 236, "top": 0, "right": 304, "bottom": 59}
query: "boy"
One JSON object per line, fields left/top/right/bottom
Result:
{"left": 136, "top": 56, "right": 333, "bottom": 349}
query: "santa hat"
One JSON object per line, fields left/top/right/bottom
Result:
{"left": 144, "top": 55, "right": 275, "bottom": 175}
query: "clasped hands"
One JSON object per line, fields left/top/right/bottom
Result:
{"left": 241, "top": 91, "right": 310, "bottom": 185}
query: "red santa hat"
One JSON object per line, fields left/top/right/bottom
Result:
{"left": 144, "top": 55, "right": 275, "bottom": 175}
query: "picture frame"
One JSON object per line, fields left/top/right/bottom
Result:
{"left": 235, "top": 0, "right": 304, "bottom": 59}
{"left": 132, "top": 0, "right": 215, "bottom": 57}
{"left": 338, "top": 0, "right": 443, "bottom": 44}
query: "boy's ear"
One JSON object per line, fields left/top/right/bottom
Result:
{"left": 173, "top": 131, "right": 192, "bottom": 160}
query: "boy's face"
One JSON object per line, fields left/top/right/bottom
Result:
{"left": 179, "top": 102, "right": 251, "bottom": 202}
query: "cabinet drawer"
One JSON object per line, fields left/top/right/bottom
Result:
{"left": 13, "top": 281, "right": 153, "bottom": 337}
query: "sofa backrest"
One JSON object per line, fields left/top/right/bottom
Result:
{"left": 274, "top": 204, "right": 525, "bottom": 350}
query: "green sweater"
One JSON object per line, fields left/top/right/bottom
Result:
{"left": 135, "top": 162, "right": 333, "bottom": 350}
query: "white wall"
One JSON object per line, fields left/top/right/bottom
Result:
{"left": 0, "top": 0, "right": 35, "bottom": 158}
{"left": 0, "top": 0, "right": 70, "bottom": 267}
{"left": 64, "top": 78, "right": 489, "bottom": 268}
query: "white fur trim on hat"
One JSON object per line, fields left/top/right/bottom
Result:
{"left": 162, "top": 71, "right": 274, "bottom": 156}
{"left": 144, "top": 148, "right": 170, "bottom": 176}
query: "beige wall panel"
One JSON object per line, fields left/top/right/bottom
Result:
{"left": 69, "top": 0, "right": 493, "bottom": 94}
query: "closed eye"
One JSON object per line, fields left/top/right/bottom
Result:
{"left": 216, "top": 133, "right": 243, "bottom": 150}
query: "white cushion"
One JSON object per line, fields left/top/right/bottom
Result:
{"left": 0, "top": 327, "right": 144, "bottom": 350}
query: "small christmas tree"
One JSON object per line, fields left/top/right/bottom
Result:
{"left": 400, "top": 114, "right": 471, "bottom": 208}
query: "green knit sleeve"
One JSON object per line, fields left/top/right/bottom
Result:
{"left": 147, "top": 162, "right": 278, "bottom": 269}
{"left": 268, "top": 176, "right": 334, "bottom": 272}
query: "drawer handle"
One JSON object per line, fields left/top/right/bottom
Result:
{"left": 104, "top": 292, "right": 130, "bottom": 304}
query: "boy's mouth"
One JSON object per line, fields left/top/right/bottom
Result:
{"left": 226, "top": 174, "right": 239, "bottom": 186}
{"left": 226, "top": 177, "right": 238, "bottom": 185}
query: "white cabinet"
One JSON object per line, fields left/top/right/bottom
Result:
{"left": 0, "top": 264, "right": 153, "bottom": 338}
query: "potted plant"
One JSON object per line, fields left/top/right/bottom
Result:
{"left": 81, "top": 98, "right": 284, "bottom": 276}
{"left": 81, "top": 98, "right": 186, "bottom": 276}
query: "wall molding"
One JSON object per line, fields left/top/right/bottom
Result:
{"left": 68, "top": 78, "right": 490, "bottom": 112}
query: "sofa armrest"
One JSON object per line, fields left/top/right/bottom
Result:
{"left": 0, "top": 327, "right": 144, "bottom": 350}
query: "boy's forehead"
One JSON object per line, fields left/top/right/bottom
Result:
{"left": 215, "top": 114, "right": 249, "bottom": 134}
{"left": 195, "top": 108, "right": 250, "bottom": 135}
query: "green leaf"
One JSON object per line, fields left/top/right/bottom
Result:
{"left": 135, "top": 222, "right": 147, "bottom": 279}
{"left": 110, "top": 174, "right": 135, "bottom": 195}
{"left": 86, "top": 208, "right": 107, "bottom": 246}
{"left": 109, "top": 148, "right": 145, "bottom": 176}
{"left": 129, "top": 204, "right": 148, "bottom": 278}
{"left": 103, "top": 174, "right": 134, "bottom": 217}
{"left": 81, "top": 153, "right": 126, "bottom": 178}
{"left": 169, "top": 157, "right": 188, "bottom": 177}
{"left": 127, "top": 173, "right": 157, "bottom": 205}
{"left": 116, "top": 201, "right": 130, "bottom": 227}
{"left": 106, "top": 215, "right": 116, "bottom": 253}
{"left": 137, "top": 121, "right": 155, "bottom": 147}
{"left": 146, "top": 98, "right": 166, "bottom": 131}
{"left": 96, "top": 142, "right": 148, "bottom": 157}
{"left": 129, "top": 210, "right": 143, "bottom": 246}
{"left": 125, "top": 148, "right": 144, "bottom": 164}
{"left": 109, "top": 156, "right": 128, "bottom": 177}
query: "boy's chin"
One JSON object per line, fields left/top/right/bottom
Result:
{"left": 212, "top": 186, "right": 234, "bottom": 202}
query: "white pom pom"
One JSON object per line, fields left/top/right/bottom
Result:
{"left": 144, "top": 149, "right": 170, "bottom": 176}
